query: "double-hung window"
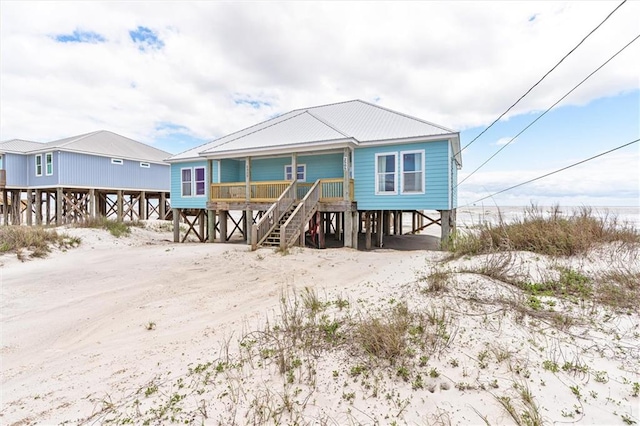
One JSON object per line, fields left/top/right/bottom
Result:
{"left": 194, "top": 167, "right": 206, "bottom": 196}
{"left": 401, "top": 151, "right": 424, "bottom": 193}
{"left": 181, "top": 168, "right": 192, "bottom": 197}
{"left": 45, "top": 152, "right": 53, "bottom": 176}
{"left": 285, "top": 164, "right": 306, "bottom": 182}
{"left": 35, "top": 154, "right": 43, "bottom": 176}
{"left": 181, "top": 167, "right": 206, "bottom": 197}
{"left": 375, "top": 153, "right": 397, "bottom": 194}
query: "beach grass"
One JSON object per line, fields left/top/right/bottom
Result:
{"left": 450, "top": 205, "right": 639, "bottom": 257}
{"left": 0, "top": 226, "right": 80, "bottom": 259}
{"left": 77, "top": 216, "right": 143, "bottom": 237}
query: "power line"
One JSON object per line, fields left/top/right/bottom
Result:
{"left": 462, "top": 138, "right": 639, "bottom": 206}
{"left": 456, "top": 0, "right": 628, "bottom": 156}
{"left": 456, "top": 32, "right": 640, "bottom": 189}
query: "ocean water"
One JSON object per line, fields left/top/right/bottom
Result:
{"left": 456, "top": 206, "right": 640, "bottom": 230}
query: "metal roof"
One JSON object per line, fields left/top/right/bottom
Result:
{"left": 2, "top": 131, "right": 171, "bottom": 163}
{"left": 169, "top": 100, "right": 460, "bottom": 164}
{"left": 41, "top": 130, "right": 171, "bottom": 163}
{"left": 0, "top": 139, "right": 44, "bottom": 153}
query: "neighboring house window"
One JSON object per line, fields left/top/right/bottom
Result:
{"left": 35, "top": 154, "right": 43, "bottom": 176}
{"left": 284, "top": 164, "right": 306, "bottom": 181}
{"left": 401, "top": 150, "right": 424, "bottom": 193}
{"left": 45, "top": 152, "right": 53, "bottom": 176}
{"left": 111, "top": 158, "right": 124, "bottom": 165}
{"left": 375, "top": 153, "right": 397, "bottom": 194}
{"left": 140, "top": 162, "right": 150, "bottom": 168}
{"left": 194, "top": 167, "right": 206, "bottom": 196}
{"left": 181, "top": 168, "right": 192, "bottom": 197}
{"left": 0, "top": 154, "right": 3, "bottom": 169}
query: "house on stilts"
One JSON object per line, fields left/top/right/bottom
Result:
{"left": 0, "top": 130, "right": 171, "bottom": 225}
{"left": 166, "top": 100, "right": 461, "bottom": 249}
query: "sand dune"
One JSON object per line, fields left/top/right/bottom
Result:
{"left": 1, "top": 222, "right": 638, "bottom": 425}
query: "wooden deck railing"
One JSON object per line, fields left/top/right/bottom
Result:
{"left": 251, "top": 181, "right": 296, "bottom": 250}
{"left": 211, "top": 181, "right": 291, "bottom": 202}
{"left": 280, "top": 179, "right": 321, "bottom": 248}
{"left": 212, "top": 178, "right": 354, "bottom": 203}
{"left": 0, "top": 170, "right": 6, "bottom": 188}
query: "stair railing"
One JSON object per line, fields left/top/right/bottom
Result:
{"left": 251, "top": 180, "right": 296, "bottom": 250}
{"left": 280, "top": 179, "right": 321, "bottom": 249}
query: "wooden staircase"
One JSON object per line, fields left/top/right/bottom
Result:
{"left": 252, "top": 179, "right": 322, "bottom": 250}
{"left": 261, "top": 203, "right": 299, "bottom": 247}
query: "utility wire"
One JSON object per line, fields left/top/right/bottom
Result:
{"left": 456, "top": 32, "right": 640, "bottom": 189}
{"left": 463, "top": 138, "right": 639, "bottom": 206}
{"left": 456, "top": 0, "right": 628, "bottom": 156}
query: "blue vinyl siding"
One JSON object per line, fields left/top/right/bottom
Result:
{"left": 354, "top": 140, "right": 450, "bottom": 210}
{"left": 212, "top": 160, "right": 219, "bottom": 184}
{"left": 4, "top": 153, "right": 29, "bottom": 187}
{"left": 250, "top": 153, "right": 343, "bottom": 182}
{"left": 57, "top": 152, "right": 169, "bottom": 190}
{"left": 28, "top": 152, "right": 58, "bottom": 187}
{"left": 220, "top": 159, "right": 242, "bottom": 183}
{"left": 251, "top": 157, "right": 289, "bottom": 181}
{"left": 170, "top": 161, "right": 208, "bottom": 208}
{"left": 300, "top": 153, "right": 343, "bottom": 182}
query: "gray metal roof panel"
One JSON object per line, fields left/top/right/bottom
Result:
{"left": 0, "top": 139, "right": 44, "bottom": 153}
{"left": 200, "top": 111, "right": 348, "bottom": 154}
{"left": 168, "top": 109, "right": 302, "bottom": 161}
{"left": 307, "top": 100, "right": 453, "bottom": 142}
{"left": 38, "top": 130, "right": 171, "bottom": 163}
{"left": 170, "top": 99, "right": 460, "bottom": 162}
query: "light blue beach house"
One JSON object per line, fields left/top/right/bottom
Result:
{"left": 166, "top": 100, "right": 461, "bottom": 249}
{"left": 0, "top": 130, "right": 171, "bottom": 225}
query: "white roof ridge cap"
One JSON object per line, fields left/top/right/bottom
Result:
{"left": 304, "top": 109, "right": 355, "bottom": 140}
{"left": 358, "top": 100, "right": 457, "bottom": 133}
{"left": 199, "top": 110, "right": 309, "bottom": 155}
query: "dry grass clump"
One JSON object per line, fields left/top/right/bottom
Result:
{"left": 0, "top": 226, "right": 80, "bottom": 259}
{"left": 451, "top": 205, "right": 639, "bottom": 257}
{"left": 76, "top": 216, "right": 142, "bottom": 237}
{"left": 355, "top": 303, "right": 410, "bottom": 360}
{"left": 596, "top": 267, "right": 640, "bottom": 312}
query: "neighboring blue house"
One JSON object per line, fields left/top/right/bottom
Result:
{"left": 166, "top": 100, "right": 462, "bottom": 249}
{"left": 0, "top": 130, "right": 171, "bottom": 225}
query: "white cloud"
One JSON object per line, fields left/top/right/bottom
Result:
{"left": 1, "top": 1, "right": 638, "bottom": 206}
{"left": 1, "top": 1, "right": 638, "bottom": 144}
{"left": 494, "top": 137, "right": 513, "bottom": 146}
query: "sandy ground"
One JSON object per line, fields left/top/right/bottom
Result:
{"left": 1, "top": 222, "right": 639, "bottom": 425}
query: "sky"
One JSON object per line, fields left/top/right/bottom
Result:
{"left": 1, "top": 1, "right": 638, "bottom": 207}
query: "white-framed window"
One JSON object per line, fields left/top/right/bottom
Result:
{"left": 111, "top": 158, "right": 124, "bottom": 165}
{"left": 45, "top": 152, "right": 53, "bottom": 176}
{"left": 194, "top": 167, "right": 206, "bottom": 196}
{"left": 140, "top": 162, "right": 150, "bottom": 168}
{"left": 400, "top": 150, "right": 424, "bottom": 194}
{"left": 181, "top": 168, "right": 192, "bottom": 197}
{"left": 375, "top": 153, "right": 397, "bottom": 194}
{"left": 285, "top": 164, "right": 306, "bottom": 181}
{"left": 181, "top": 167, "right": 206, "bottom": 197}
{"left": 35, "top": 154, "right": 43, "bottom": 176}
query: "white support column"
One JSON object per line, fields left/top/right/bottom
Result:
{"left": 245, "top": 157, "right": 251, "bottom": 202}
{"left": 343, "top": 147, "right": 350, "bottom": 201}
{"left": 291, "top": 153, "right": 297, "bottom": 196}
